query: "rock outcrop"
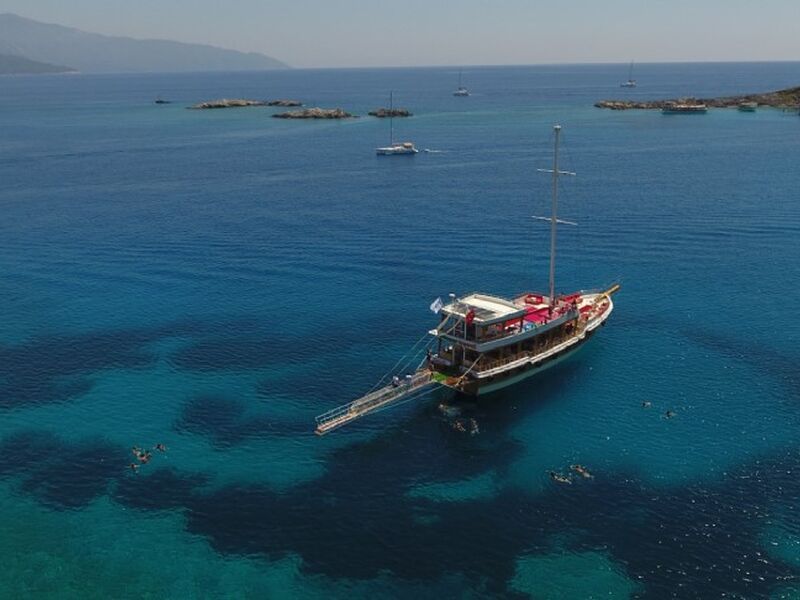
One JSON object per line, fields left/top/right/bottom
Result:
{"left": 267, "top": 99, "right": 302, "bottom": 107}
{"left": 272, "top": 107, "right": 355, "bottom": 119}
{"left": 595, "top": 86, "right": 800, "bottom": 110}
{"left": 189, "top": 99, "right": 267, "bottom": 109}
{"left": 368, "top": 108, "right": 412, "bottom": 117}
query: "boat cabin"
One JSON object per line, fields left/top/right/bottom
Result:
{"left": 435, "top": 292, "right": 582, "bottom": 346}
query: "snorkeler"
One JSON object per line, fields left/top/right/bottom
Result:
{"left": 549, "top": 471, "right": 572, "bottom": 485}
{"left": 664, "top": 410, "right": 676, "bottom": 419}
{"left": 642, "top": 401, "right": 651, "bottom": 408}
{"left": 469, "top": 418, "right": 480, "bottom": 436}
{"left": 570, "top": 464, "right": 593, "bottom": 479}
{"left": 451, "top": 419, "right": 467, "bottom": 433}
{"left": 153, "top": 443, "right": 167, "bottom": 453}
{"left": 129, "top": 463, "right": 139, "bottom": 474}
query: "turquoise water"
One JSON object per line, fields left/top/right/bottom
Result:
{"left": 1, "top": 62, "right": 799, "bottom": 598}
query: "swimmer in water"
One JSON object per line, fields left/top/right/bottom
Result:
{"left": 570, "top": 464, "right": 593, "bottom": 479}
{"left": 129, "top": 463, "right": 139, "bottom": 474}
{"left": 664, "top": 410, "right": 676, "bottom": 419}
{"left": 153, "top": 443, "right": 167, "bottom": 453}
{"left": 642, "top": 401, "right": 651, "bottom": 408}
{"left": 438, "top": 403, "right": 461, "bottom": 418}
{"left": 137, "top": 451, "right": 152, "bottom": 464}
{"left": 469, "top": 418, "right": 480, "bottom": 435}
{"left": 549, "top": 471, "right": 572, "bottom": 485}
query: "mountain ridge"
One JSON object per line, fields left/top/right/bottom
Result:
{"left": 0, "top": 52, "right": 75, "bottom": 75}
{"left": 0, "top": 13, "right": 288, "bottom": 73}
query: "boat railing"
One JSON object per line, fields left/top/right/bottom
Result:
{"left": 473, "top": 325, "right": 586, "bottom": 373}
{"left": 315, "top": 369, "right": 434, "bottom": 435}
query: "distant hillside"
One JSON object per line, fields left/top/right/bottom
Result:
{"left": 0, "top": 13, "right": 288, "bottom": 73}
{"left": 0, "top": 52, "right": 75, "bottom": 74}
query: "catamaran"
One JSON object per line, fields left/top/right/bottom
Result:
{"left": 316, "top": 125, "right": 619, "bottom": 435}
{"left": 376, "top": 91, "right": 418, "bottom": 155}
{"left": 453, "top": 68, "right": 470, "bottom": 97}
{"left": 620, "top": 61, "right": 637, "bottom": 88}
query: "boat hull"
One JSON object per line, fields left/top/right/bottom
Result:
{"left": 436, "top": 288, "right": 617, "bottom": 397}
{"left": 376, "top": 147, "right": 418, "bottom": 155}
{"left": 465, "top": 328, "right": 597, "bottom": 396}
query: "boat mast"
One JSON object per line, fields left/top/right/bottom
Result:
{"left": 536, "top": 125, "right": 575, "bottom": 306}
{"left": 389, "top": 91, "right": 394, "bottom": 145}
{"left": 628, "top": 60, "right": 634, "bottom": 82}
{"left": 548, "top": 125, "right": 561, "bottom": 305}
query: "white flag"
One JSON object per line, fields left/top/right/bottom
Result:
{"left": 429, "top": 297, "right": 444, "bottom": 314}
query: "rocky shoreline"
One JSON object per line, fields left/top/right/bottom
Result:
{"left": 367, "top": 108, "right": 412, "bottom": 117}
{"left": 595, "top": 85, "right": 800, "bottom": 110}
{"left": 188, "top": 98, "right": 304, "bottom": 109}
{"left": 272, "top": 107, "right": 355, "bottom": 119}
{"left": 188, "top": 98, "right": 268, "bottom": 109}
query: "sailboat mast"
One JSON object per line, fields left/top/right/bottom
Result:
{"left": 548, "top": 125, "right": 561, "bottom": 305}
{"left": 389, "top": 91, "right": 394, "bottom": 145}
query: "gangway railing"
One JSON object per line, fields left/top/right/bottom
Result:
{"left": 315, "top": 370, "right": 435, "bottom": 435}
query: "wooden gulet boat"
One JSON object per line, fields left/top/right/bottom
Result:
{"left": 315, "top": 125, "right": 620, "bottom": 435}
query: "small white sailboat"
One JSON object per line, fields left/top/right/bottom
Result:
{"left": 376, "top": 91, "right": 418, "bottom": 156}
{"left": 620, "top": 61, "right": 637, "bottom": 88}
{"left": 453, "top": 68, "right": 470, "bottom": 97}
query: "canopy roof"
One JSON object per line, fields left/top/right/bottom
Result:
{"left": 441, "top": 293, "right": 525, "bottom": 325}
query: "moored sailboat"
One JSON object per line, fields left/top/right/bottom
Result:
{"left": 376, "top": 91, "right": 418, "bottom": 155}
{"left": 316, "top": 125, "right": 619, "bottom": 434}
{"left": 453, "top": 68, "right": 470, "bottom": 96}
{"left": 620, "top": 61, "right": 637, "bottom": 88}
{"left": 425, "top": 125, "right": 617, "bottom": 396}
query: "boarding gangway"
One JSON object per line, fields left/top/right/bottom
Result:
{"left": 314, "top": 370, "right": 436, "bottom": 435}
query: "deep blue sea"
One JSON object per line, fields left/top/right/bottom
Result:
{"left": 1, "top": 62, "right": 799, "bottom": 598}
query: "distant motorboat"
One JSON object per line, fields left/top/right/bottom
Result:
{"left": 453, "top": 68, "right": 470, "bottom": 96}
{"left": 376, "top": 91, "right": 418, "bottom": 156}
{"left": 738, "top": 102, "right": 758, "bottom": 112}
{"left": 620, "top": 61, "right": 637, "bottom": 88}
{"left": 662, "top": 102, "right": 708, "bottom": 114}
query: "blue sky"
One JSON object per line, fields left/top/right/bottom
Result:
{"left": 1, "top": 0, "right": 798, "bottom": 68}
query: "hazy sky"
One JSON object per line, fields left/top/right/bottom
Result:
{"left": 1, "top": 0, "right": 798, "bottom": 68}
